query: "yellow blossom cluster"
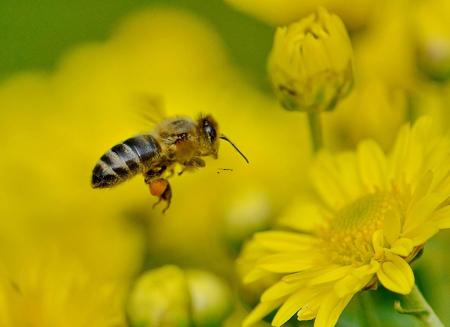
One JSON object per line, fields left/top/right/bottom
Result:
{"left": 0, "top": 1, "right": 448, "bottom": 327}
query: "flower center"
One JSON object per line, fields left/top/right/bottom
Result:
{"left": 319, "top": 193, "right": 395, "bottom": 265}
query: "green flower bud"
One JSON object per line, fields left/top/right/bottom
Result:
{"left": 186, "top": 270, "right": 233, "bottom": 327}
{"left": 127, "top": 265, "right": 191, "bottom": 327}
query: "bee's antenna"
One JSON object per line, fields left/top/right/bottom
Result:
{"left": 220, "top": 135, "right": 249, "bottom": 164}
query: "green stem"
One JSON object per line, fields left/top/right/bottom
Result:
{"left": 394, "top": 284, "right": 444, "bottom": 327}
{"left": 307, "top": 112, "right": 323, "bottom": 153}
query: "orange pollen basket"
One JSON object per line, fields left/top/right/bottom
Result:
{"left": 149, "top": 178, "right": 169, "bottom": 197}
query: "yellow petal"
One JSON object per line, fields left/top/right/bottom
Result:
{"left": 377, "top": 253, "right": 414, "bottom": 295}
{"left": 357, "top": 140, "right": 388, "bottom": 191}
{"left": 257, "top": 254, "right": 315, "bottom": 273}
{"left": 283, "top": 268, "right": 326, "bottom": 283}
{"left": 311, "top": 152, "right": 349, "bottom": 209}
{"left": 389, "top": 238, "right": 413, "bottom": 257}
{"left": 277, "top": 200, "right": 325, "bottom": 233}
{"left": 410, "top": 170, "right": 434, "bottom": 204}
{"left": 334, "top": 152, "right": 364, "bottom": 202}
{"left": 243, "top": 300, "right": 283, "bottom": 327}
{"left": 297, "top": 291, "right": 325, "bottom": 321}
{"left": 334, "top": 263, "right": 378, "bottom": 297}
{"left": 406, "top": 224, "right": 439, "bottom": 246}
{"left": 261, "top": 279, "right": 304, "bottom": 302}
{"left": 314, "top": 293, "right": 354, "bottom": 327}
{"left": 243, "top": 268, "right": 270, "bottom": 284}
{"left": 307, "top": 265, "right": 353, "bottom": 286}
{"left": 372, "top": 230, "right": 385, "bottom": 255}
{"left": 254, "top": 231, "right": 316, "bottom": 252}
{"left": 435, "top": 206, "right": 450, "bottom": 229}
{"left": 404, "top": 194, "right": 446, "bottom": 236}
{"left": 272, "top": 288, "right": 320, "bottom": 327}
{"left": 383, "top": 208, "right": 401, "bottom": 245}
{"left": 297, "top": 304, "right": 318, "bottom": 321}
{"left": 389, "top": 123, "right": 411, "bottom": 183}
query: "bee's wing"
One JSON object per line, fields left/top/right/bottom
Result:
{"left": 132, "top": 93, "right": 167, "bottom": 129}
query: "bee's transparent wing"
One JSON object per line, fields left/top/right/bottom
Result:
{"left": 132, "top": 93, "right": 167, "bottom": 129}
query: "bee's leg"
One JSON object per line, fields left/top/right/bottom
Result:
{"left": 144, "top": 165, "right": 167, "bottom": 184}
{"left": 148, "top": 178, "right": 172, "bottom": 213}
{"left": 161, "top": 183, "right": 172, "bottom": 213}
{"left": 165, "top": 167, "right": 177, "bottom": 179}
{"left": 178, "top": 157, "right": 205, "bottom": 176}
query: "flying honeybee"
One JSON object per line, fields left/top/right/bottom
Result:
{"left": 91, "top": 114, "right": 248, "bottom": 212}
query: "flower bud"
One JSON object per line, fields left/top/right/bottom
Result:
{"left": 268, "top": 7, "right": 354, "bottom": 112}
{"left": 185, "top": 270, "right": 233, "bottom": 327}
{"left": 127, "top": 266, "right": 233, "bottom": 327}
{"left": 127, "top": 265, "right": 191, "bottom": 327}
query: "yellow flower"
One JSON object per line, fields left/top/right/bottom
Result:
{"left": 127, "top": 266, "right": 191, "bottom": 327}
{"left": 239, "top": 117, "right": 450, "bottom": 327}
{"left": 186, "top": 269, "right": 233, "bottom": 327}
{"left": 324, "top": 79, "right": 408, "bottom": 151}
{"left": 0, "top": 250, "right": 125, "bottom": 327}
{"left": 412, "top": 0, "right": 450, "bottom": 81}
{"left": 225, "top": 0, "right": 377, "bottom": 30}
{"left": 268, "top": 7, "right": 353, "bottom": 112}
{"left": 127, "top": 266, "right": 233, "bottom": 327}
{"left": 353, "top": 0, "right": 415, "bottom": 89}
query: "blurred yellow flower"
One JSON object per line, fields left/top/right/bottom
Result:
{"left": 412, "top": 0, "right": 450, "bottom": 81}
{"left": 127, "top": 265, "right": 191, "bottom": 327}
{"left": 324, "top": 79, "right": 408, "bottom": 150}
{"left": 239, "top": 117, "right": 450, "bottom": 327}
{"left": 225, "top": 0, "right": 377, "bottom": 30}
{"left": 268, "top": 7, "right": 353, "bottom": 112}
{"left": 186, "top": 269, "right": 233, "bottom": 326}
{"left": 127, "top": 266, "right": 232, "bottom": 327}
{"left": 353, "top": 0, "right": 416, "bottom": 89}
{"left": 0, "top": 249, "right": 125, "bottom": 327}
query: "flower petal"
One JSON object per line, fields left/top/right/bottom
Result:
{"left": 243, "top": 268, "right": 270, "bottom": 284}
{"left": 357, "top": 140, "right": 388, "bottom": 191}
{"left": 243, "top": 300, "right": 283, "bottom": 327}
{"left": 403, "top": 194, "right": 446, "bottom": 236}
{"left": 434, "top": 206, "right": 450, "bottom": 229}
{"left": 307, "top": 265, "right": 353, "bottom": 286}
{"left": 254, "top": 231, "right": 316, "bottom": 252}
{"left": 311, "top": 151, "right": 350, "bottom": 209}
{"left": 377, "top": 253, "right": 414, "bottom": 295}
{"left": 383, "top": 209, "right": 401, "bottom": 245}
{"left": 277, "top": 200, "right": 325, "bottom": 233}
{"left": 272, "top": 288, "right": 321, "bottom": 327}
{"left": 334, "top": 262, "right": 378, "bottom": 297}
{"left": 257, "top": 254, "right": 315, "bottom": 273}
{"left": 389, "top": 238, "right": 413, "bottom": 257}
{"left": 261, "top": 279, "right": 304, "bottom": 302}
{"left": 314, "top": 292, "right": 354, "bottom": 327}
{"left": 372, "top": 230, "right": 385, "bottom": 255}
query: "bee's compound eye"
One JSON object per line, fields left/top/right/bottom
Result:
{"left": 203, "top": 121, "right": 217, "bottom": 143}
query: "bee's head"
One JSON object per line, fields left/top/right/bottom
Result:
{"left": 197, "top": 114, "right": 249, "bottom": 163}
{"left": 198, "top": 115, "right": 220, "bottom": 158}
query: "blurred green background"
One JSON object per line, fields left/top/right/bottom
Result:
{"left": 0, "top": 0, "right": 272, "bottom": 86}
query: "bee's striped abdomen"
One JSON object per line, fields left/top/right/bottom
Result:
{"left": 91, "top": 134, "right": 160, "bottom": 188}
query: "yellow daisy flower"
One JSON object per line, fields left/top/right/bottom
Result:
{"left": 239, "top": 117, "right": 450, "bottom": 327}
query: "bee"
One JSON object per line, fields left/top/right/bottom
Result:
{"left": 91, "top": 114, "right": 248, "bottom": 212}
